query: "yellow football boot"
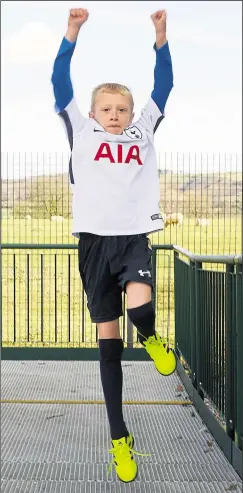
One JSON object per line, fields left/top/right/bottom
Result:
{"left": 142, "top": 331, "right": 177, "bottom": 376}
{"left": 108, "top": 433, "right": 151, "bottom": 482}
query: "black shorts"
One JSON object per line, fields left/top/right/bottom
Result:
{"left": 78, "top": 233, "right": 153, "bottom": 323}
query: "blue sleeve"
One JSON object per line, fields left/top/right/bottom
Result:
{"left": 151, "top": 41, "right": 173, "bottom": 114}
{"left": 51, "top": 37, "right": 76, "bottom": 112}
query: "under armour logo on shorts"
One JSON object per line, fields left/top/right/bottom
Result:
{"left": 138, "top": 270, "right": 151, "bottom": 277}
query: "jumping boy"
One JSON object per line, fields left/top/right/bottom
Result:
{"left": 51, "top": 7, "right": 176, "bottom": 483}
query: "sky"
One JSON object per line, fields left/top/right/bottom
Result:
{"left": 1, "top": 0, "right": 242, "bottom": 177}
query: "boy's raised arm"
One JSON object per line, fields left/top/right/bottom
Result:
{"left": 138, "top": 10, "right": 173, "bottom": 134}
{"left": 51, "top": 9, "right": 89, "bottom": 115}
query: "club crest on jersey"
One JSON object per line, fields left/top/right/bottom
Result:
{"left": 124, "top": 126, "right": 142, "bottom": 140}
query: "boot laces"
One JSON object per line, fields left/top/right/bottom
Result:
{"left": 137, "top": 330, "right": 170, "bottom": 353}
{"left": 107, "top": 440, "right": 152, "bottom": 475}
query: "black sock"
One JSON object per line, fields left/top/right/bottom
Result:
{"left": 127, "top": 301, "right": 156, "bottom": 345}
{"left": 99, "top": 338, "right": 129, "bottom": 440}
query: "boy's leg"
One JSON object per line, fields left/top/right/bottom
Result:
{"left": 118, "top": 234, "right": 177, "bottom": 376}
{"left": 97, "top": 319, "right": 129, "bottom": 440}
{"left": 126, "top": 283, "right": 177, "bottom": 377}
{"left": 78, "top": 234, "right": 128, "bottom": 440}
{"left": 118, "top": 234, "right": 155, "bottom": 344}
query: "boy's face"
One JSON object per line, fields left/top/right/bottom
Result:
{"left": 89, "top": 92, "right": 134, "bottom": 134}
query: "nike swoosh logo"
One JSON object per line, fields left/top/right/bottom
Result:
{"left": 94, "top": 129, "right": 104, "bottom": 132}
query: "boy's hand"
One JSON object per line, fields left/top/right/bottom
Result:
{"left": 68, "top": 8, "right": 89, "bottom": 28}
{"left": 151, "top": 10, "right": 167, "bottom": 48}
{"left": 151, "top": 9, "right": 166, "bottom": 33}
{"left": 66, "top": 8, "right": 89, "bottom": 42}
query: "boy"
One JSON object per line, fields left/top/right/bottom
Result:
{"left": 51, "top": 7, "right": 176, "bottom": 483}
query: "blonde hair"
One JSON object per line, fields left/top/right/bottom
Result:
{"left": 91, "top": 83, "right": 134, "bottom": 112}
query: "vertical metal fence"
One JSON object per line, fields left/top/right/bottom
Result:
{"left": 1, "top": 152, "right": 242, "bottom": 255}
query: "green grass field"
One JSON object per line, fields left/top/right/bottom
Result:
{"left": 2, "top": 217, "right": 242, "bottom": 348}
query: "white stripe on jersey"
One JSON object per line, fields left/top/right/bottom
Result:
{"left": 58, "top": 97, "right": 164, "bottom": 237}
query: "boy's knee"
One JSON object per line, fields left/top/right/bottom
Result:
{"left": 127, "top": 301, "right": 155, "bottom": 328}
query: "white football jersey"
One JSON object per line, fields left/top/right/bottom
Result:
{"left": 59, "top": 96, "right": 164, "bottom": 237}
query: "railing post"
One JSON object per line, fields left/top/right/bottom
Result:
{"left": 225, "top": 264, "right": 235, "bottom": 441}
{"left": 236, "top": 264, "right": 242, "bottom": 274}
{"left": 0, "top": 247, "right": 2, "bottom": 348}
{"left": 189, "top": 260, "right": 196, "bottom": 386}
{"left": 194, "top": 261, "right": 203, "bottom": 395}
{"left": 40, "top": 254, "right": 44, "bottom": 343}
{"left": 173, "top": 250, "right": 179, "bottom": 357}
{"left": 236, "top": 271, "right": 243, "bottom": 450}
{"left": 13, "top": 254, "right": 16, "bottom": 343}
{"left": 26, "top": 254, "right": 30, "bottom": 342}
{"left": 152, "top": 247, "right": 157, "bottom": 309}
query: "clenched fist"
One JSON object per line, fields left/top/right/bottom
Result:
{"left": 68, "top": 8, "right": 89, "bottom": 28}
{"left": 66, "top": 8, "right": 89, "bottom": 42}
{"left": 151, "top": 9, "right": 166, "bottom": 33}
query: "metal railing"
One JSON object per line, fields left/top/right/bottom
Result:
{"left": 1, "top": 243, "right": 242, "bottom": 457}
{"left": 1, "top": 244, "right": 174, "bottom": 348}
{"left": 172, "top": 245, "right": 242, "bottom": 454}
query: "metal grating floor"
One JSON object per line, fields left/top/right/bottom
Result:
{"left": 1, "top": 361, "right": 242, "bottom": 492}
